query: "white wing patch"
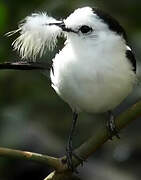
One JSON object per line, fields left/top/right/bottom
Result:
{"left": 6, "top": 13, "right": 62, "bottom": 61}
{"left": 126, "top": 45, "right": 131, "bottom": 51}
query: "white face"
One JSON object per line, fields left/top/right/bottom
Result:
{"left": 63, "top": 7, "right": 112, "bottom": 43}
{"left": 61, "top": 6, "right": 126, "bottom": 57}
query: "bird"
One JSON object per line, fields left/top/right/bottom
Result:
{"left": 0, "top": 6, "right": 136, "bottom": 170}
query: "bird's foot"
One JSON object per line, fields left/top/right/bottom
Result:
{"left": 65, "top": 112, "right": 85, "bottom": 172}
{"left": 66, "top": 146, "right": 85, "bottom": 172}
{"left": 107, "top": 111, "right": 120, "bottom": 140}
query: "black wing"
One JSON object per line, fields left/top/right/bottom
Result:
{"left": 93, "top": 8, "right": 128, "bottom": 42}
{"left": 93, "top": 8, "right": 136, "bottom": 73}
{"left": 126, "top": 48, "right": 136, "bottom": 73}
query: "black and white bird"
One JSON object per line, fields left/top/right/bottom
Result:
{"left": 0, "top": 7, "right": 136, "bottom": 170}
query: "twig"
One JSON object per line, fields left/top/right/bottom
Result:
{"left": 0, "top": 147, "right": 61, "bottom": 170}
{"left": 0, "top": 100, "right": 141, "bottom": 174}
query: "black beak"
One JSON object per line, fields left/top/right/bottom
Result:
{"left": 48, "top": 22, "right": 76, "bottom": 33}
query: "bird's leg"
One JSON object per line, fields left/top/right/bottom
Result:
{"left": 66, "top": 112, "right": 84, "bottom": 171}
{"left": 107, "top": 111, "right": 120, "bottom": 140}
{"left": 66, "top": 112, "right": 78, "bottom": 171}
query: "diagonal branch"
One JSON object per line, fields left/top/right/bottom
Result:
{"left": 59, "top": 100, "right": 141, "bottom": 171}
{"left": 0, "top": 100, "right": 141, "bottom": 174}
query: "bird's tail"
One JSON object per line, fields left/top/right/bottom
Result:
{"left": 0, "top": 61, "right": 51, "bottom": 71}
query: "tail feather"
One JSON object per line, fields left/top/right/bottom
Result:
{"left": 0, "top": 61, "right": 51, "bottom": 71}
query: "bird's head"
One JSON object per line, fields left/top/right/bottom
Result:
{"left": 57, "top": 7, "right": 127, "bottom": 48}
{"left": 8, "top": 7, "right": 127, "bottom": 60}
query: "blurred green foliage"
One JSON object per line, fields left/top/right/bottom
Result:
{"left": 0, "top": 0, "right": 141, "bottom": 180}
{"left": 0, "top": 2, "right": 8, "bottom": 33}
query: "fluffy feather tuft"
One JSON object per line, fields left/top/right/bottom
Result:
{"left": 7, "top": 13, "right": 62, "bottom": 60}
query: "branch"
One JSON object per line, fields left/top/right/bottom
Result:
{"left": 0, "top": 147, "right": 61, "bottom": 170}
{"left": 0, "top": 100, "right": 141, "bottom": 179}
{"left": 60, "top": 100, "right": 141, "bottom": 170}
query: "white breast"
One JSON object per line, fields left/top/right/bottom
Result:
{"left": 51, "top": 35, "right": 136, "bottom": 113}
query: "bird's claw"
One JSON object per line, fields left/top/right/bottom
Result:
{"left": 72, "top": 152, "right": 85, "bottom": 167}
{"left": 66, "top": 147, "right": 85, "bottom": 172}
{"left": 107, "top": 111, "right": 120, "bottom": 140}
{"left": 108, "top": 127, "right": 120, "bottom": 140}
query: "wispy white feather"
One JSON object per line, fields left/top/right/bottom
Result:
{"left": 7, "top": 13, "right": 62, "bottom": 60}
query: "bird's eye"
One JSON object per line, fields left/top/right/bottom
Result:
{"left": 79, "top": 25, "right": 92, "bottom": 34}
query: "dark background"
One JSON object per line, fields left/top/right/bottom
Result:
{"left": 0, "top": 0, "right": 141, "bottom": 179}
